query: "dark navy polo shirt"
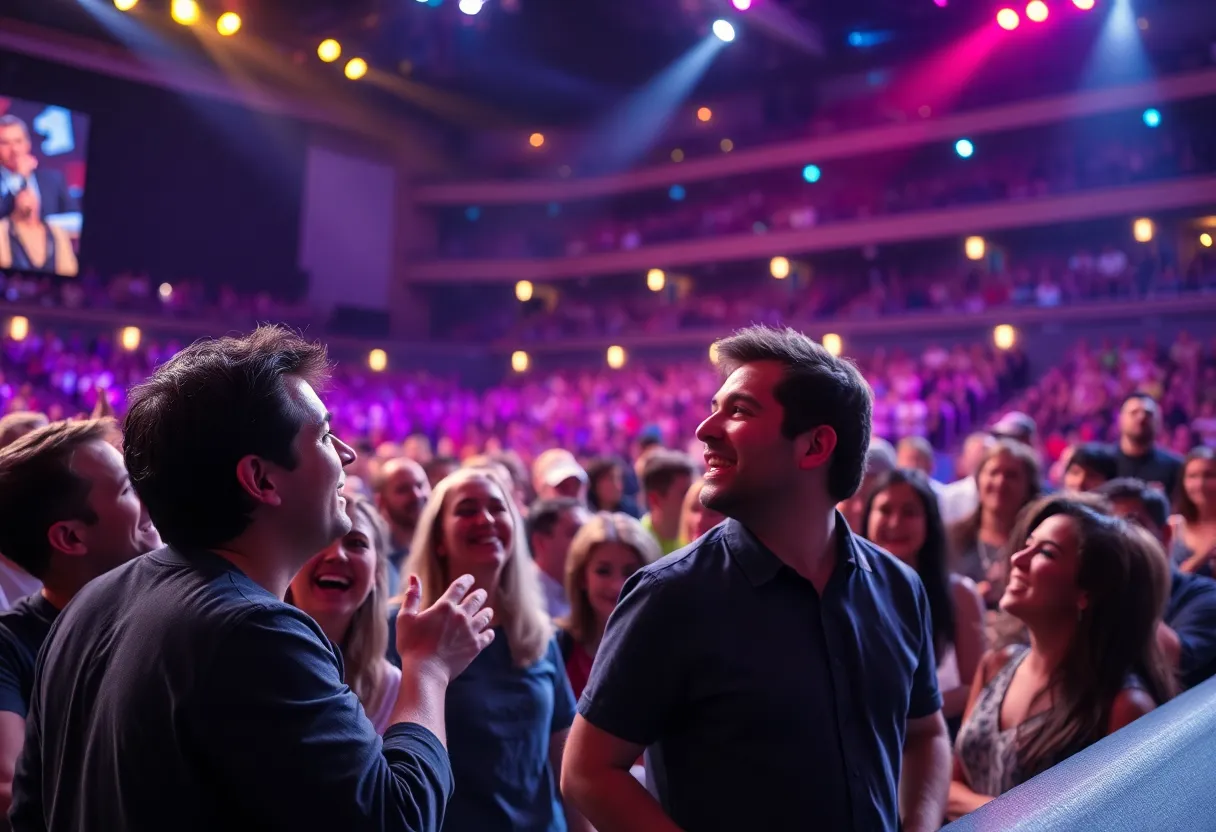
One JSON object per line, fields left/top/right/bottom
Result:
{"left": 578, "top": 514, "right": 941, "bottom": 832}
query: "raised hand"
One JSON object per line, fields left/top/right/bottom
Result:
{"left": 395, "top": 574, "right": 494, "bottom": 684}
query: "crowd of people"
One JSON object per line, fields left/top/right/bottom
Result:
{"left": 0, "top": 321, "right": 1211, "bottom": 831}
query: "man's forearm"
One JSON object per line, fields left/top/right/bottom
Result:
{"left": 389, "top": 664, "right": 450, "bottom": 747}
{"left": 563, "top": 767, "right": 683, "bottom": 832}
{"left": 900, "top": 732, "right": 952, "bottom": 832}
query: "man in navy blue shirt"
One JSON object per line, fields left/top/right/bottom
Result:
{"left": 0, "top": 418, "right": 162, "bottom": 822}
{"left": 562, "top": 325, "right": 951, "bottom": 832}
{"left": 11, "top": 326, "right": 496, "bottom": 832}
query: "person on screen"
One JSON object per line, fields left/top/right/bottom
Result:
{"left": 0, "top": 115, "right": 76, "bottom": 221}
{"left": 0, "top": 185, "right": 77, "bottom": 276}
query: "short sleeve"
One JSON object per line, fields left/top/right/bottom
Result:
{"left": 548, "top": 638, "right": 576, "bottom": 735}
{"left": 194, "top": 605, "right": 454, "bottom": 832}
{"left": 578, "top": 571, "right": 685, "bottom": 746}
{"left": 1168, "top": 577, "right": 1216, "bottom": 690}
{"left": 908, "top": 579, "right": 944, "bottom": 720}
{"left": 0, "top": 627, "right": 34, "bottom": 717}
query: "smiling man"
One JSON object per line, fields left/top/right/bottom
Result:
{"left": 562, "top": 325, "right": 951, "bottom": 832}
{"left": 11, "top": 326, "right": 496, "bottom": 832}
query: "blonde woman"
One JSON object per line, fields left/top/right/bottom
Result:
{"left": 556, "top": 513, "right": 662, "bottom": 699}
{"left": 403, "top": 468, "right": 583, "bottom": 832}
{"left": 679, "top": 478, "right": 725, "bottom": 546}
{"left": 287, "top": 494, "right": 400, "bottom": 733}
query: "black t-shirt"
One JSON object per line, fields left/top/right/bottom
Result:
{"left": 11, "top": 545, "right": 453, "bottom": 832}
{"left": 1114, "top": 446, "right": 1184, "bottom": 498}
{"left": 0, "top": 593, "right": 59, "bottom": 718}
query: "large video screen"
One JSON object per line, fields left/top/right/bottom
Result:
{"left": 0, "top": 96, "right": 89, "bottom": 277}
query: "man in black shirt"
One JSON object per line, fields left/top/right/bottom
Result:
{"left": 0, "top": 418, "right": 162, "bottom": 821}
{"left": 1113, "top": 394, "right": 1184, "bottom": 497}
{"left": 11, "top": 326, "right": 496, "bottom": 832}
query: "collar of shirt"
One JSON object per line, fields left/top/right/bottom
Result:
{"left": 721, "top": 511, "right": 872, "bottom": 587}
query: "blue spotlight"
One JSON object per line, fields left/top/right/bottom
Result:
{"left": 465, "top": 206, "right": 481, "bottom": 221}
{"left": 1142, "top": 108, "right": 1161, "bottom": 128}
{"left": 712, "top": 19, "right": 736, "bottom": 42}
{"left": 802, "top": 164, "right": 821, "bottom": 183}
{"left": 669, "top": 184, "right": 686, "bottom": 201}
{"left": 955, "top": 138, "right": 975, "bottom": 158}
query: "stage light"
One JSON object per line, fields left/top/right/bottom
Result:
{"left": 965, "top": 236, "right": 986, "bottom": 261}
{"left": 1072, "top": 0, "right": 1095, "bottom": 8}
{"left": 345, "top": 58, "right": 368, "bottom": 80}
{"left": 934, "top": 0, "right": 948, "bottom": 6}
{"left": 720, "top": 138, "right": 734, "bottom": 153}
{"left": 993, "top": 324, "right": 1016, "bottom": 351}
{"left": 1201, "top": 233, "right": 1213, "bottom": 248}
{"left": 647, "top": 269, "right": 666, "bottom": 292}
{"left": 459, "top": 0, "right": 483, "bottom": 14}
{"left": 731, "top": 0, "right": 752, "bottom": 9}
{"left": 158, "top": 282, "right": 173, "bottom": 300}
{"left": 114, "top": 0, "right": 139, "bottom": 10}
{"left": 465, "top": 206, "right": 481, "bottom": 221}
{"left": 669, "top": 185, "right": 686, "bottom": 201}
{"left": 955, "top": 138, "right": 975, "bottom": 158}
{"left": 515, "top": 280, "right": 534, "bottom": 302}
{"left": 529, "top": 132, "right": 545, "bottom": 148}
{"left": 697, "top": 107, "right": 712, "bottom": 123}
{"left": 770, "top": 256, "right": 791, "bottom": 279}
{"left": 997, "top": 8, "right": 1020, "bottom": 29}
{"left": 1026, "top": 1, "right": 1048, "bottom": 22}
{"left": 822, "top": 333, "right": 843, "bottom": 357}
{"left": 712, "top": 19, "right": 736, "bottom": 42}
{"left": 511, "top": 351, "right": 530, "bottom": 373}
{"left": 171, "top": 0, "right": 200, "bottom": 26}
{"left": 216, "top": 12, "right": 242, "bottom": 36}
{"left": 318, "top": 39, "right": 342, "bottom": 62}
{"left": 368, "top": 349, "right": 388, "bottom": 372}
{"left": 802, "top": 164, "right": 821, "bottom": 183}
{"left": 1133, "top": 218, "right": 1154, "bottom": 243}
{"left": 1142, "top": 108, "right": 1161, "bottom": 128}
{"left": 120, "top": 326, "right": 142, "bottom": 352}
{"left": 8, "top": 316, "right": 29, "bottom": 342}
{"left": 606, "top": 345, "right": 627, "bottom": 370}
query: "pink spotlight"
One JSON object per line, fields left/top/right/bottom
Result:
{"left": 731, "top": 0, "right": 752, "bottom": 9}
{"left": 933, "top": 0, "right": 948, "bottom": 7}
{"left": 1026, "top": 0, "right": 1048, "bottom": 21}
{"left": 996, "top": 7, "right": 1020, "bottom": 29}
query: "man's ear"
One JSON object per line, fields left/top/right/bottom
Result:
{"left": 795, "top": 425, "right": 838, "bottom": 472}
{"left": 234, "top": 455, "right": 283, "bottom": 508}
{"left": 47, "top": 519, "right": 89, "bottom": 558}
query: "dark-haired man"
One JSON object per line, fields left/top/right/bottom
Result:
{"left": 376, "top": 457, "right": 431, "bottom": 596}
{"left": 1096, "top": 478, "right": 1216, "bottom": 690}
{"left": 639, "top": 451, "right": 695, "bottom": 555}
{"left": 563, "top": 325, "right": 950, "bottom": 832}
{"left": 1112, "top": 394, "right": 1183, "bottom": 496}
{"left": 528, "top": 498, "right": 590, "bottom": 618}
{"left": 12, "top": 326, "right": 496, "bottom": 832}
{"left": 1062, "top": 442, "right": 1119, "bottom": 493}
{"left": 0, "top": 419, "right": 160, "bottom": 820}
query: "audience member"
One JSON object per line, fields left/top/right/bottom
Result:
{"left": 639, "top": 450, "right": 696, "bottom": 555}
{"left": 288, "top": 493, "right": 401, "bottom": 733}
{"left": 423, "top": 456, "right": 460, "bottom": 489}
{"left": 949, "top": 495, "right": 1175, "bottom": 820}
{"left": 1113, "top": 394, "right": 1184, "bottom": 496}
{"left": 533, "top": 450, "right": 589, "bottom": 503}
{"left": 1062, "top": 443, "right": 1119, "bottom": 493}
{"left": 1097, "top": 478, "right": 1216, "bottom": 691}
{"left": 0, "top": 418, "right": 160, "bottom": 818}
{"left": 863, "top": 469, "right": 985, "bottom": 727}
{"left": 563, "top": 325, "right": 950, "bottom": 832}
{"left": 678, "top": 478, "right": 724, "bottom": 545}
{"left": 1170, "top": 447, "right": 1216, "bottom": 576}
{"left": 585, "top": 457, "right": 640, "bottom": 518}
{"left": 838, "top": 436, "right": 897, "bottom": 530}
{"left": 375, "top": 457, "right": 431, "bottom": 596}
{"left": 527, "top": 497, "right": 590, "bottom": 619}
{"left": 990, "top": 411, "right": 1038, "bottom": 448}
{"left": 939, "top": 432, "right": 995, "bottom": 525}
{"left": 555, "top": 513, "right": 661, "bottom": 700}
{"left": 403, "top": 468, "right": 583, "bottom": 832}
{"left": 10, "top": 326, "right": 496, "bottom": 831}
{"left": 897, "top": 436, "right": 938, "bottom": 477}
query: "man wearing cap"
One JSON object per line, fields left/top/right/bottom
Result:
{"left": 533, "top": 449, "right": 589, "bottom": 504}
{"left": 989, "top": 411, "right": 1037, "bottom": 447}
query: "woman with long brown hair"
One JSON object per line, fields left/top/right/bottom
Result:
{"left": 287, "top": 493, "right": 399, "bottom": 732}
{"left": 949, "top": 439, "right": 1041, "bottom": 605}
{"left": 948, "top": 495, "right": 1176, "bottom": 819}
{"left": 1170, "top": 447, "right": 1216, "bottom": 577}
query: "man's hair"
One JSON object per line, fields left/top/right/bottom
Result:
{"left": 1094, "top": 478, "right": 1170, "bottom": 531}
{"left": 641, "top": 450, "right": 696, "bottom": 498}
{"left": 0, "top": 419, "right": 114, "bottom": 579}
{"left": 0, "top": 115, "right": 29, "bottom": 138}
{"left": 898, "top": 435, "right": 934, "bottom": 461}
{"left": 715, "top": 325, "right": 872, "bottom": 502}
{"left": 1122, "top": 392, "right": 1158, "bottom": 409}
{"left": 422, "top": 455, "right": 459, "bottom": 482}
{"left": 123, "top": 325, "right": 330, "bottom": 550}
{"left": 526, "top": 497, "right": 583, "bottom": 544}
{"left": 0, "top": 411, "right": 50, "bottom": 449}
{"left": 1066, "top": 443, "right": 1119, "bottom": 483}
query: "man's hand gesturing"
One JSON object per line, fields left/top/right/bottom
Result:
{"left": 396, "top": 574, "right": 495, "bottom": 685}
